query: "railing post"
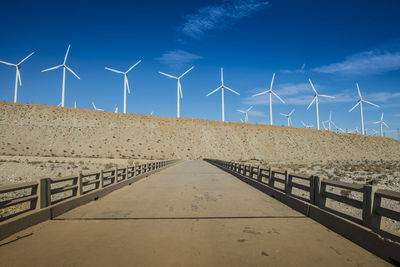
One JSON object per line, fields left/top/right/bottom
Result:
{"left": 309, "top": 175, "right": 316, "bottom": 204}
{"left": 268, "top": 169, "right": 274, "bottom": 187}
{"left": 285, "top": 171, "right": 291, "bottom": 195}
{"left": 38, "top": 178, "right": 51, "bottom": 209}
{"left": 114, "top": 167, "right": 118, "bottom": 184}
{"left": 362, "top": 185, "right": 381, "bottom": 230}
{"left": 125, "top": 166, "right": 129, "bottom": 180}
{"left": 78, "top": 172, "right": 83, "bottom": 196}
{"left": 257, "top": 168, "right": 262, "bottom": 182}
{"left": 99, "top": 170, "right": 104, "bottom": 189}
{"left": 314, "top": 176, "right": 325, "bottom": 208}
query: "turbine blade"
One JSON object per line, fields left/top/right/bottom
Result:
{"left": 271, "top": 91, "right": 285, "bottom": 103}
{"left": 270, "top": 73, "right": 275, "bottom": 90}
{"left": 17, "top": 69, "right": 22, "bottom": 86}
{"left": 247, "top": 105, "right": 253, "bottom": 112}
{"left": 381, "top": 112, "right": 384, "bottom": 120}
{"left": 42, "top": 65, "right": 63, "bottom": 72}
{"left": 225, "top": 86, "right": 240, "bottom": 95}
{"left": 65, "top": 65, "right": 80, "bottom": 79}
{"left": 92, "top": 102, "right": 96, "bottom": 109}
{"left": 63, "top": 45, "right": 70, "bottom": 64}
{"left": 105, "top": 67, "right": 124, "bottom": 74}
{"left": 383, "top": 122, "right": 389, "bottom": 128}
{"left": 280, "top": 113, "right": 286, "bottom": 116}
{"left": 252, "top": 91, "right": 267, "bottom": 97}
{"left": 363, "top": 100, "right": 379, "bottom": 108}
{"left": 356, "top": 83, "right": 362, "bottom": 99}
{"left": 289, "top": 109, "right": 295, "bottom": 116}
{"left": 206, "top": 86, "right": 221, "bottom": 96}
{"left": 159, "top": 72, "right": 177, "bottom": 79}
{"left": 349, "top": 101, "right": 360, "bottom": 112}
{"left": 178, "top": 80, "right": 183, "bottom": 99}
{"left": 309, "top": 79, "right": 317, "bottom": 94}
{"left": 0, "top": 60, "right": 16, "bottom": 66}
{"left": 319, "top": 94, "right": 335, "bottom": 98}
{"left": 221, "top": 68, "right": 223, "bottom": 84}
{"left": 18, "top": 52, "right": 35, "bottom": 65}
{"left": 125, "top": 76, "right": 131, "bottom": 94}
{"left": 126, "top": 60, "right": 141, "bottom": 73}
{"left": 179, "top": 66, "right": 194, "bottom": 79}
{"left": 307, "top": 97, "right": 316, "bottom": 110}
{"left": 237, "top": 110, "right": 245, "bottom": 113}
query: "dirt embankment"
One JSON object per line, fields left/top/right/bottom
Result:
{"left": 1, "top": 102, "right": 400, "bottom": 163}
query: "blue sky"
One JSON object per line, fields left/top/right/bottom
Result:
{"left": 1, "top": 0, "right": 400, "bottom": 138}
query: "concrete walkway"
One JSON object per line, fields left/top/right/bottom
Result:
{"left": 0, "top": 160, "right": 389, "bottom": 266}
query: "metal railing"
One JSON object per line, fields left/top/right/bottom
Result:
{"left": 0, "top": 160, "right": 176, "bottom": 221}
{"left": 205, "top": 159, "right": 400, "bottom": 236}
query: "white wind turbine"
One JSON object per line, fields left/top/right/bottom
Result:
{"left": 252, "top": 73, "right": 285, "bottom": 125}
{"left": 301, "top": 121, "right": 313, "bottom": 129}
{"left": 307, "top": 79, "right": 335, "bottom": 130}
{"left": 105, "top": 60, "right": 141, "bottom": 114}
{"left": 323, "top": 111, "right": 333, "bottom": 131}
{"left": 373, "top": 112, "right": 389, "bottom": 137}
{"left": 206, "top": 68, "right": 239, "bottom": 122}
{"left": 92, "top": 102, "right": 103, "bottom": 111}
{"left": 280, "top": 109, "right": 295, "bottom": 126}
{"left": 237, "top": 106, "right": 253, "bottom": 123}
{"left": 349, "top": 83, "right": 379, "bottom": 135}
{"left": 0, "top": 52, "right": 34, "bottom": 103}
{"left": 114, "top": 106, "right": 118, "bottom": 113}
{"left": 42, "top": 45, "right": 80, "bottom": 107}
{"left": 159, "top": 66, "right": 194, "bottom": 118}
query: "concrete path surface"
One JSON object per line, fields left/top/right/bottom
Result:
{"left": 0, "top": 160, "right": 389, "bottom": 266}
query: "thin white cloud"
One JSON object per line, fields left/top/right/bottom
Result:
{"left": 281, "top": 63, "right": 307, "bottom": 74}
{"left": 181, "top": 0, "right": 270, "bottom": 39}
{"left": 313, "top": 50, "right": 400, "bottom": 75}
{"left": 155, "top": 50, "right": 202, "bottom": 69}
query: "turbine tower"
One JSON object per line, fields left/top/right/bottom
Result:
{"left": 159, "top": 66, "right": 194, "bottom": 118}
{"left": 105, "top": 60, "right": 141, "bottom": 114}
{"left": 42, "top": 45, "right": 80, "bottom": 107}
{"left": 307, "top": 79, "right": 334, "bottom": 130}
{"left": 373, "top": 112, "right": 389, "bottom": 137}
{"left": 0, "top": 52, "right": 34, "bottom": 103}
{"left": 237, "top": 106, "right": 253, "bottom": 123}
{"left": 252, "top": 73, "right": 285, "bottom": 125}
{"left": 206, "top": 68, "right": 239, "bottom": 122}
{"left": 349, "top": 83, "right": 379, "bottom": 135}
{"left": 280, "top": 109, "right": 295, "bottom": 126}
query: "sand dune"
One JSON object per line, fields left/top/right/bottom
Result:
{"left": 0, "top": 101, "right": 399, "bottom": 163}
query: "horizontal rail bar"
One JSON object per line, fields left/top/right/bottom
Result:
{"left": 323, "top": 191, "right": 363, "bottom": 209}
{"left": 0, "top": 195, "right": 37, "bottom": 209}
{"left": 376, "top": 206, "right": 400, "bottom": 222}
{"left": 376, "top": 189, "right": 400, "bottom": 201}
{"left": 51, "top": 184, "right": 78, "bottom": 195}
{"left": 0, "top": 181, "right": 38, "bottom": 194}
{"left": 323, "top": 179, "right": 364, "bottom": 192}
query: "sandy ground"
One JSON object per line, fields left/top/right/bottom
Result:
{"left": 1, "top": 102, "right": 400, "bottom": 162}
{"left": 0, "top": 161, "right": 388, "bottom": 266}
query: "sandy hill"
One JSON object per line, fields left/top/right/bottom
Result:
{"left": 1, "top": 102, "right": 399, "bottom": 163}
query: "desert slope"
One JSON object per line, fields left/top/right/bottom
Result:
{"left": 0, "top": 102, "right": 399, "bottom": 163}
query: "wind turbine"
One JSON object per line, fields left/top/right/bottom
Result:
{"left": 237, "top": 106, "right": 253, "bottom": 123}
{"left": 159, "top": 66, "right": 194, "bottom": 118}
{"left": 42, "top": 45, "right": 80, "bottom": 107}
{"left": 323, "top": 111, "right": 333, "bottom": 131}
{"left": 206, "top": 68, "right": 239, "bottom": 122}
{"left": 252, "top": 73, "right": 285, "bottom": 125}
{"left": 0, "top": 52, "right": 34, "bottom": 103}
{"left": 307, "top": 79, "right": 335, "bottom": 130}
{"left": 114, "top": 106, "right": 118, "bottom": 113}
{"left": 349, "top": 83, "right": 379, "bottom": 135}
{"left": 92, "top": 102, "right": 103, "bottom": 111}
{"left": 280, "top": 109, "right": 295, "bottom": 126}
{"left": 105, "top": 60, "right": 141, "bottom": 114}
{"left": 301, "top": 121, "right": 313, "bottom": 129}
{"left": 74, "top": 101, "right": 77, "bottom": 108}
{"left": 373, "top": 112, "right": 389, "bottom": 137}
